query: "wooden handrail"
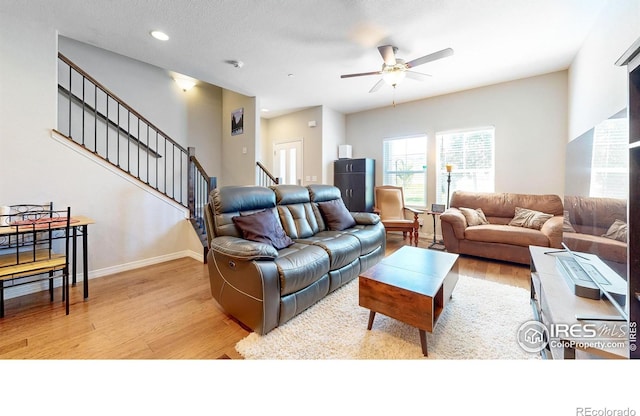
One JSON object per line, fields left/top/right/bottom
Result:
{"left": 58, "top": 52, "right": 187, "bottom": 155}
{"left": 256, "top": 161, "right": 279, "bottom": 184}
{"left": 57, "top": 84, "right": 162, "bottom": 158}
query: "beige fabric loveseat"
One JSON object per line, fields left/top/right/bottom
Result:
{"left": 440, "top": 191, "right": 564, "bottom": 264}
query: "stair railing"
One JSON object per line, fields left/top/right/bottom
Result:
{"left": 57, "top": 52, "right": 189, "bottom": 206}
{"left": 256, "top": 161, "right": 279, "bottom": 187}
{"left": 56, "top": 53, "right": 215, "bottom": 260}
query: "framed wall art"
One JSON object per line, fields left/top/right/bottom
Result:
{"left": 231, "top": 107, "right": 244, "bottom": 136}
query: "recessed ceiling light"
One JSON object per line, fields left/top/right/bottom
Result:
{"left": 150, "top": 30, "right": 169, "bottom": 41}
{"left": 261, "top": 108, "right": 269, "bottom": 112}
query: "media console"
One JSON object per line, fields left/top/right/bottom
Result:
{"left": 529, "top": 245, "right": 629, "bottom": 359}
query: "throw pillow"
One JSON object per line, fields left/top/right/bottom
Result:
{"left": 508, "top": 207, "right": 553, "bottom": 230}
{"left": 562, "top": 210, "right": 576, "bottom": 232}
{"left": 232, "top": 209, "right": 294, "bottom": 249}
{"left": 459, "top": 207, "right": 489, "bottom": 226}
{"left": 602, "top": 219, "right": 627, "bottom": 243}
{"left": 317, "top": 199, "right": 356, "bottom": 231}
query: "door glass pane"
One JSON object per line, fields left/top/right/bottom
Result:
{"left": 289, "top": 148, "right": 296, "bottom": 185}
{"left": 279, "top": 149, "right": 286, "bottom": 183}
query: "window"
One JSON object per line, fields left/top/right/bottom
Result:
{"left": 590, "top": 117, "right": 628, "bottom": 199}
{"left": 436, "top": 127, "right": 495, "bottom": 205}
{"left": 383, "top": 135, "right": 427, "bottom": 207}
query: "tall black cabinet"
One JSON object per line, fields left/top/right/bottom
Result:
{"left": 616, "top": 36, "right": 640, "bottom": 359}
{"left": 334, "top": 158, "right": 375, "bottom": 212}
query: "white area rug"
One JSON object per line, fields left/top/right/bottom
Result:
{"left": 236, "top": 275, "right": 541, "bottom": 359}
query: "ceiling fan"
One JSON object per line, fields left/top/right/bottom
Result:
{"left": 341, "top": 45, "right": 454, "bottom": 93}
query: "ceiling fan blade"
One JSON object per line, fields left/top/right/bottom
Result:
{"left": 406, "top": 47, "right": 454, "bottom": 68}
{"left": 378, "top": 45, "right": 397, "bottom": 66}
{"left": 406, "top": 71, "right": 432, "bottom": 81}
{"left": 369, "top": 79, "right": 385, "bottom": 93}
{"left": 340, "top": 71, "right": 382, "bottom": 79}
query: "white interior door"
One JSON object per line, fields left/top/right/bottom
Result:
{"left": 273, "top": 140, "right": 303, "bottom": 185}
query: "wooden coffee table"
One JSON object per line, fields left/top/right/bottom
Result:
{"left": 359, "top": 246, "right": 459, "bottom": 356}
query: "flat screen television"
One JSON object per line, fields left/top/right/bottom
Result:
{"left": 562, "top": 108, "right": 629, "bottom": 314}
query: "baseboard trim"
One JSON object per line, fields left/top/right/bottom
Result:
{"left": 2, "top": 250, "right": 203, "bottom": 300}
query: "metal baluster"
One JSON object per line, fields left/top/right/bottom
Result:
{"left": 82, "top": 75, "right": 86, "bottom": 147}
{"left": 67, "top": 63, "right": 72, "bottom": 138}
{"left": 105, "top": 94, "right": 109, "bottom": 161}
{"left": 94, "top": 84, "right": 97, "bottom": 153}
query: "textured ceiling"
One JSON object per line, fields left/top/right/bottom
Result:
{"left": 3, "top": 0, "right": 608, "bottom": 118}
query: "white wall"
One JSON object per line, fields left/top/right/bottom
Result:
{"left": 187, "top": 82, "right": 223, "bottom": 179}
{"left": 221, "top": 90, "right": 258, "bottom": 186}
{"left": 568, "top": 1, "right": 640, "bottom": 140}
{"left": 0, "top": 16, "right": 217, "bottom": 299}
{"left": 265, "top": 106, "right": 324, "bottom": 186}
{"left": 321, "top": 107, "right": 346, "bottom": 184}
{"left": 346, "top": 71, "right": 568, "bottom": 198}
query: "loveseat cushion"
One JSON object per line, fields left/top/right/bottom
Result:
{"left": 464, "top": 224, "right": 552, "bottom": 247}
{"left": 450, "top": 191, "right": 564, "bottom": 218}
{"left": 459, "top": 207, "right": 489, "bottom": 226}
{"left": 602, "top": 219, "right": 627, "bottom": 242}
{"left": 508, "top": 207, "right": 554, "bottom": 230}
{"left": 564, "top": 195, "right": 627, "bottom": 236}
{"left": 275, "top": 243, "right": 330, "bottom": 296}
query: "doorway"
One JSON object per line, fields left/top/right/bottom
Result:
{"left": 273, "top": 139, "right": 303, "bottom": 185}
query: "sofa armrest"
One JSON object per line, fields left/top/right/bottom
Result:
{"left": 351, "top": 212, "right": 380, "bottom": 225}
{"left": 209, "top": 236, "right": 278, "bottom": 260}
{"left": 440, "top": 208, "right": 467, "bottom": 239}
{"left": 540, "top": 215, "right": 563, "bottom": 248}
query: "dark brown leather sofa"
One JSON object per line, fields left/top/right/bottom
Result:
{"left": 204, "top": 184, "right": 385, "bottom": 335}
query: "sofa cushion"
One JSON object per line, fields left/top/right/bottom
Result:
{"left": 341, "top": 222, "right": 386, "bottom": 255}
{"left": 465, "top": 224, "right": 552, "bottom": 247}
{"left": 564, "top": 195, "right": 627, "bottom": 235}
{"left": 232, "top": 209, "right": 294, "bottom": 249}
{"left": 508, "top": 207, "right": 553, "bottom": 230}
{"left": 602, "top": 219, "right": 627, "bottom": 243}
{"left": 317, "top": 198, "right": 356, "bottom": 231}
{"left": 272, "top": 185, "right": 322, "bottom": 239}
{"left": 296, "top": 232, "right": 361, "bottom": 270}
{"left": 450, "top": 191, "right": 564, "bottom": 219}
{"left": 274, "top": 243, "right": 330, "bottom": 296}
{"left": 212, "top": 186, "right": 277, "bottom": 237}
{"left": 459, "top": 207, "right": 489, "bottom": 226}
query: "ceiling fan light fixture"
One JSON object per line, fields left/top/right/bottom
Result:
{"left": 382, "top": 69, "right": 406, "bottom": 87}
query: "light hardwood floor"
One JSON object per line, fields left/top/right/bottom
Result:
{"left": 0, "top": 233, "right": 530, "bottom": 359}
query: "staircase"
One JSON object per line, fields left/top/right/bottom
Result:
{"left": 56, "top": 53, "right": 214, "bottom": 260}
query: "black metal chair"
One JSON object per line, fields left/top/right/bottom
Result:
{"left": 0, "top": 206, "right": 71, "bottom": 318}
